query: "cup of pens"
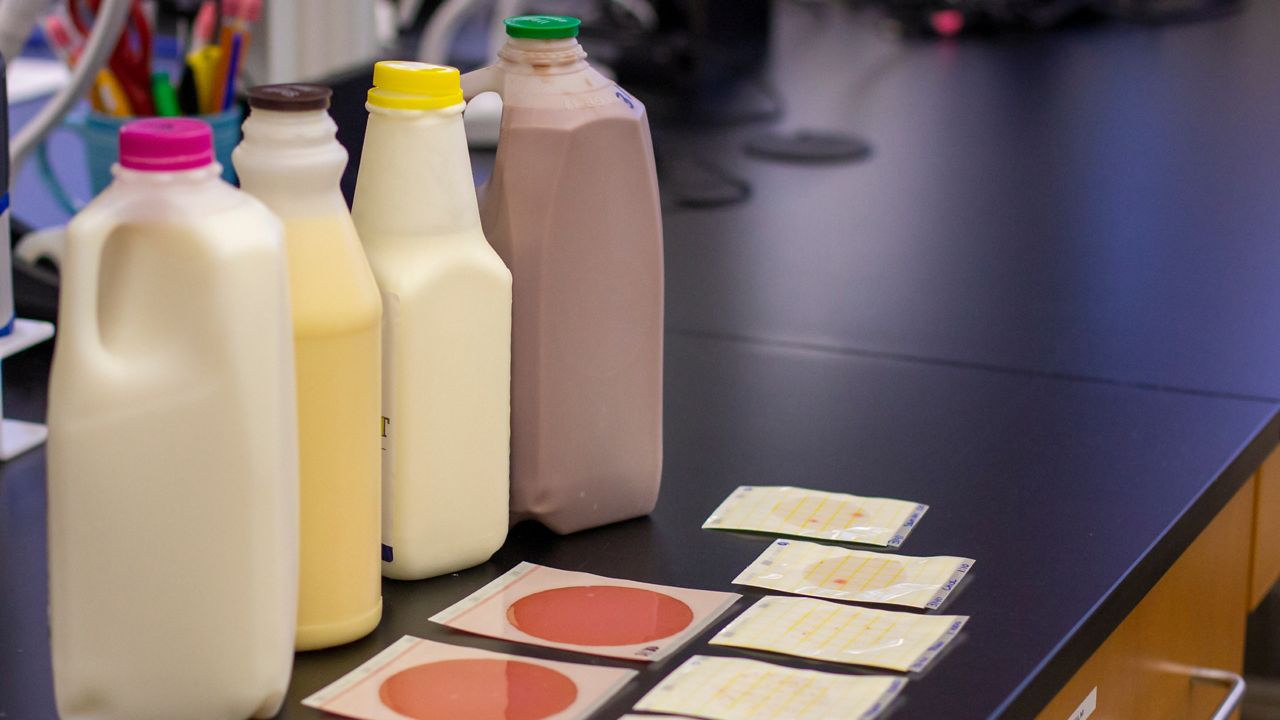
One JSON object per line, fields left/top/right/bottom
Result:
{"left": 37, "top": 108, "right": 242, "bottom": 215}
{"left": 37, "top": 0, "right": 257, "bottom": 215}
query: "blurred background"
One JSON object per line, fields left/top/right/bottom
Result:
{"left": 6, "top": 1, "right": 1280, "bottom": 715}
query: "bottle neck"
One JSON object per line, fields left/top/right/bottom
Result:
{"left": 352, "top": 103, "right": 482, "bottom": 241}
{"left": 112, "top": 163, "right": 223, "bottom": 185}
{"left": 498, "top": 37, "right": 589, "bottom": 74}
{"left": 233, "top": 108, "right": 350, "bottom": 217}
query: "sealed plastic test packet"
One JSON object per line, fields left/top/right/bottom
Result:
{"left": 703, "top": 486, "right": 928, "bottom": 547}
{"left": 633, "top": 655, "right": 905, "bottom": 720}
{"left": 430, "top": 562, "right": 741, "bottom": 661}
{"left": 302, "top": 636, "right": 636, "bottom": 720}
{"left": 711, "top": 596, "right": 967, "bottom": 672}
{"left": 734, "top": 539, "right": 973, "bottom": 610}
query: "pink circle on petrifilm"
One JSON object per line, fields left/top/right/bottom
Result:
{"left": 506, "top": 585, "right": 695, "bottom": 646}
{"left": 378, "top": 659, "right": 578, "bottom": 720}
{"left": 806, "top": 557, "right": 905, "bottom": 590}
{"left": 771, "top": 498, "right": 867, "bottom": 528}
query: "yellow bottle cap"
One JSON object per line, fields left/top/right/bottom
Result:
{"left": 367, "top": 61, "right": 464, "bottom": 110}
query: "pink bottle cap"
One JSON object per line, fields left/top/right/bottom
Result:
{"left": 118, "top": 118, "right": 215, "bottom": 172}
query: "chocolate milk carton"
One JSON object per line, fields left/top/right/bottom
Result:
{"left": 463, "top": 15, "right": 663, "bottom": 534}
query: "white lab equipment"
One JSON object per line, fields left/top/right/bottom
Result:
{"left": 244, "top": 0, "right": 388, "bottom": 84}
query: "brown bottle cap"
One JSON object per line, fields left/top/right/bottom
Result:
{"left": 246, "top": 84, "right": 332, "bottom": 111}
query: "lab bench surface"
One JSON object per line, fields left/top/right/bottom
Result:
{"left": 0, "top": 336, "right": 1275, "bottom": 719}
{"left": 657, "top": 0, "right": 1280, "bottom": 401}
{"left": 4, "top": 0, "right": 1280, "bottom": 718}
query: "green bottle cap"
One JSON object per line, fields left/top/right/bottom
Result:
{"left": 503, "top": 15, "right": 581, "bottom": 39}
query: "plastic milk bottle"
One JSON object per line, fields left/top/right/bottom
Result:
{"left": 234, "top": 84, "right": 383, "bottom": 650}
{"left": 463, "top": 16, "right": 665, "bottom": 534}
{"left": 352, "top": 62, "right": 512, "bottom": 580}
{"left": 46, "top": 118, "right": 297, "bottom": 720}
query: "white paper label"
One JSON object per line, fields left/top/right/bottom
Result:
{"left": 1067, "top": 687, "right": 1097, "bottom": 720}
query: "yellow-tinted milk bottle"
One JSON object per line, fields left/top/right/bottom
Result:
{"left": 234, "top": 84, "right": 383, "bottom": 649}
{"left": 353, "top": 62, "right": 512, "bottom": 580}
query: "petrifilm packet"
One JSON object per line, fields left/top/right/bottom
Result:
{"left": 633, "top": 655, "right": 904, "bottom": 720}
{"left": 710, "top": 596, "right": 967, "bottom": 672}
{"left": 734, "top": 539, "right": 973, "bottom": 609}
{"left": 301, "top": 635, "right": 636, "bottom": 720}
{"left": 703, "top": 486, "right": 928, "bottom": 547}
{"left": 430, "top": 562, "right": 741, "bottom": 661}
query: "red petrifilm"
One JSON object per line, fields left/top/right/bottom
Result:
{"left": 378, "top": 659, "right": 578, "bottom": 720}
{"left": 303, "top": 636, "right": 636, "bottom": 720}
{"left": 430, "top": 563, "right": 741, "bottom": 662}
{"left": 506, "top": 586, "right": 695, "bottom": 646}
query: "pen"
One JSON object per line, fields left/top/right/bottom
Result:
{"left": 151, "top": 71, "right": 180, "bottom": 116}
{"left": 209, "top": 0, "right": 259, "bottom": 113}
{"left": 207, "top": 0, "right": 237, "bottom": 115}
{"left": 219, "top": 32, "right": 241, "bottom": 112}
{"left": 231, "top": 0, "right": 260, "bottom": 55}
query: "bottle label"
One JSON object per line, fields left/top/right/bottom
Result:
{"left": 380, "top": 290, "right": 399, "bottom": 562}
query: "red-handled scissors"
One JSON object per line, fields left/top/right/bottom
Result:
{"left": 67, "top": 0, "right": 155, "bottom": 116}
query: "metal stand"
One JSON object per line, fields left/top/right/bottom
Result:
{"left": 0, "top": 318, "right": 54, "bottom": 460}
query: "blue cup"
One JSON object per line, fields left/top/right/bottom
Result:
{"left": 36, "top": 107, "right": 242, "bottom": 216}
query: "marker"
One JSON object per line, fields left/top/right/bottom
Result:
{"left": 188, "top": 45, "right": 222, "bottom": 114}
{"left": 94, "top": 70, "right": 132, "bottom": 117}
{"left": 151, "top": 72, "right": 180, "bottom": 117}
{"left": 220, "top": 33, "right": 242, "bottom": 112}
{"left": 177, "top": 60, "right": 200, "bottom": 115}
{"left": 207, "top": 0, "right": 241, "bottom": 115}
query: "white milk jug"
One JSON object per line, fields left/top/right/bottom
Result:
{"left": 46, "top": 118, "right": 298, "bottom": 720}
{"left": 352, "top": 62, "right": 512, "bottom": 580}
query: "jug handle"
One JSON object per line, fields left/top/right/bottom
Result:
{"left": 59, "top": 215, "right": 118, "bottom": 372}
{"left": 461, "top": 66, "right": 503, "bottom": 101}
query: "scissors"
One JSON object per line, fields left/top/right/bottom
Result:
{"left": 67, "top": 0, "right": 155, "bottom": 116}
